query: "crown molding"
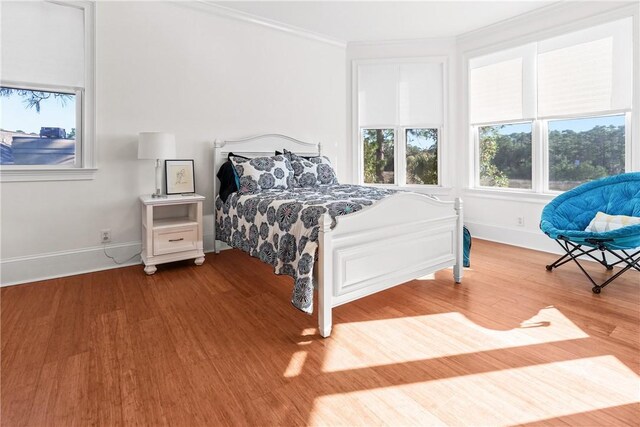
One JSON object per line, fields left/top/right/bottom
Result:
{"left": 348, "top": 36, "right": 456, "bottom": 48}
{"left": 172, "top": 1, "right": 347, "bottom": 48}
{"left": 456, "top": 1, "right": 636, "bottom": 46}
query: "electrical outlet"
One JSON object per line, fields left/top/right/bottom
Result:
{"left": 101, "top": 229, "right": 112, "bottom": 243}
{"left": 516, "top": 217, "right": 525, "bottom": 227}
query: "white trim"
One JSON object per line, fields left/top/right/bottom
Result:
{"left": 178, "top": 1, "right": 346, "bottom": 48}
{"left": 0, "top": 232, "right": 220, "bottom": 286}
{"left": 464, "top": 220, "right": 563, "bottom": 255}
{"left": 462, "top": 187, "right": 554, "bottom": 204}
{"left": 0, "top": 168, "right": 97, "bottom": 182}
{"left": 457, "top": 2, "right": 638, "bottom": 53}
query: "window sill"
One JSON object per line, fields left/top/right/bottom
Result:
{"left": 0, "top": 168, "right": 97, "bottom": 182}
{"left": 462, "top": 187, "right": 557, "bottom": 204}
{"left": 363, "top": 183, "right": 454, "bottom": 196}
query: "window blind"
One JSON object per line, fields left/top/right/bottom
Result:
{"left": 398, "top": 63, "right": 443, "bottom": 126}
{"left": 537, "top": 17, "right": 632, "bottom": 118}
{"left": 1, "top": 2, "right": 85, "bottom": 88}
{"left": 468, "top": 43, "right": 537, "bottom": 125}
{"left": 469, "top": 57, "right": 523, "bottom": 124}
{"left": 358, "top": 61, "right": 444, "bottom": 127}
{"left": 358, "top": 64, "right": 398, "bottom": 126}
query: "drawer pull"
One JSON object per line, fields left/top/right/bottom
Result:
{"left": 169, "top": 238, "right": 185, "bottom": 242}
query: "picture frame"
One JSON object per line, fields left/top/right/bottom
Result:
{"left": 165, "top": 159, "right": 195, "bottom": 195}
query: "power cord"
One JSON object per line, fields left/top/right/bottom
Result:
{"left": 103, "top": 242, "right": 142, "bottom": 265}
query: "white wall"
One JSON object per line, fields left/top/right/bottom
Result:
{"left": 0, "top": 1, "right": 346, "bottom": 284}
{"left": 455, "top": 2, "right": 640, "bottom": 253}
{"left": 346, "top": 38, "right": 458, "bottom": 197}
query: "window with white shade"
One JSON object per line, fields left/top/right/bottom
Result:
{"left": 468, "top": 17, "right": 633, "bottom": 193}
{"left": 356, "top": 59, "right": 445, "bottom": 186}
{"left": 0, "top": 1, "right": 95, "bottom": 180}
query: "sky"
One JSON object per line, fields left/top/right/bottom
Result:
{"left": 1, "top": 90, "right": 75, "bottom": 134}
{"left": 407, "top": 130, "right": 437, "bottom": 149}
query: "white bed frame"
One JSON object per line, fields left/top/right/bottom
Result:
{"left": 213, "top": 134, "right": 463, "bottom": 337}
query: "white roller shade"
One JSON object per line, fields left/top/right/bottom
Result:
{"left": 358, "top": 64, "right": 398, "bottom": 126}
{"left": 399, "top": 63, "right": 443, "bottom": 126}
{"left": 537, "top": 17, "right": 632, "bottom": 118}
{"left": 1, "top": 1, "right": 85, "bottom": 88}
{"left": 470, "top": 58, "right": 522, "bottom": 124}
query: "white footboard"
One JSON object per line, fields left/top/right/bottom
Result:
{"left": 317, "top": 193, "right": 463, "bottom": 338}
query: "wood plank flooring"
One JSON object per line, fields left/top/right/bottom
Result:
{"left": 1, "top": 240, "right": 639, "bottom": 426}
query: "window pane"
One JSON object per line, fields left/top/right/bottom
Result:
{"left": 479, "top": 123, "right": 532, "bottom": 189}
{"left": 406, "top": 128, "right": 438, "bottom": 185}
{"left": 363, "top": 128, "right": 394, "bottom": 184}
{"left": 548, "top": 115, "right": 625, "bottom": 191}
{"left": 0, "top": 87, "right": 76, "bottom": 165}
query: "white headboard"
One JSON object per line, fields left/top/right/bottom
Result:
{"left": 212, "top": 134, "right": 321, "bottom": 198}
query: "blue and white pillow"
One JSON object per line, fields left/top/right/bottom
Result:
{"left": 283, "top": 149, "right": 339, "bottom": 187}
{"left": 230, "top": 154, "right": 293, "bottom": 194}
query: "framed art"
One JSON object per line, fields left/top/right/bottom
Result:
{"left": 165, "top": 159, "right": 195, "bottom": 194}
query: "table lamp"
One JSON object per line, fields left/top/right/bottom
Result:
{"left": 138, "top": 132, "right": 176, "bottom": 198}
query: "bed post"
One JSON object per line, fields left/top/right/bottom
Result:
{"left": 317, "top": 213, "right": 333, "bottom": 338}
{"left": 454, "top": 197, "right": 464, "bottom": 283}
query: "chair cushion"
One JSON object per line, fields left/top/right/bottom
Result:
{"left": 585, "top": 212, "right": 640, "bottom": 233}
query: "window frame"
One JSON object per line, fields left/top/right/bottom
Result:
{"left": 471, "top": 112, "right": 631, "bottom": 195}
{"left": 465, "top": 12, "right": 636, "bottom": 196}
{"left": 0, "top": 1, "right": 96, "bottom": 182}
{"left": 353, "top": 56, "right": 448, "bottom": 190}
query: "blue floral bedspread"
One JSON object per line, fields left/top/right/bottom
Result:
{"left": 215, "top": 184, "right": 397, "bottom": 313}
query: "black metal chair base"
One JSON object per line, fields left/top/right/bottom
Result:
{"left": 546, "top": 238, "right": 640, "bottom": 293}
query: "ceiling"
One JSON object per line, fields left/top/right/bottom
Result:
{"left": 213, "top": 1, "right": 557, "bottom": 43}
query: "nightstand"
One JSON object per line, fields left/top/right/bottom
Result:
{"left": 140, "top": 194, "right": 205, "bottom": 275}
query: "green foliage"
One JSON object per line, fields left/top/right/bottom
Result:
{"left": 67, "top": 128, "right": 76, "bottom": 140}
{"left": 479, "top": 126, "right": 511, "bottom": 187}
{"left": 480, "top": 123, "right": 625, "bottom": 191}
{"left": 406, "top": 128, "right": 438, "bottom": 185}
{"left": 363, "top": 129, "right": 394, "bottom": 184}
{"left": 548, "top": 125, "right": 624, "bottom": 190}
{"left": 0, "top": 87, "right": 72, "bottom": 113}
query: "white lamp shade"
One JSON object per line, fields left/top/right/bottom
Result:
{"left": 138, "top": 132, "right": 176, "bottom": 160}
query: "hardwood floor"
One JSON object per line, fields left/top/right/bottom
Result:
{"left": 1, "top": 240, "right": 639, "bottom": 426}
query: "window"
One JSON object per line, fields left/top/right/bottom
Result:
{"left": 468, "top": 17, "right": 633, "bottom": 193}
{"left": 0, "top": 1, "right": 95, "bottom": 180}
{"left": 1, "top": 86, "right": 79, "bottom": 166}
{"left": 548, "top": 115, "right": 625, "bottom": 191}
{"left": 479, "top": 122, "right": 532, "bottom": 189}
{"left": 356, "top": 59, "right": 445, "bottom": 186}
{"left": 406, "top": 128, "right": 438, "bottom": 185}
{"left": 363, "top": 129, "right": 395, "bottom": 184}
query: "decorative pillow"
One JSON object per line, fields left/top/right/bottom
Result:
{"left": 585, "top": 211, "right": 640, "bottom": 233}
{"left": 283, "top": 149, "right": 339, "bottom": 187}
{"left": 230, "top": 154, "right": 293, "bottom": 194}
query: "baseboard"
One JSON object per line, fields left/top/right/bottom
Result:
{"left": 464, "top": 220, "right": 562, "bottom": 255}
{"left": 1, "top": 233, "right": 222, "bottom": 287}
{"left": 464, "top": 220, "right": 626, "bottom": 264}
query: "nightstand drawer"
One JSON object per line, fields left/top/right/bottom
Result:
{"left": 153, "top": 225, "right": 198, "bottom": 255}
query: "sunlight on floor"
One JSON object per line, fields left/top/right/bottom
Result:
{"left": 284, "top": 351, "right": 308, "bottom": 378}
{"left": 309, "top": 356, "right": 640, "bottom": 426}
{"left": 322, "top": 307, "right": 588, "bottom": 372}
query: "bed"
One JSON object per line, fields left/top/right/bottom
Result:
{"left": 213, "top": 134, "right": 463, "bottom": 337}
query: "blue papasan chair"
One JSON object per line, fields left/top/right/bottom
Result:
{"left": 540, "top": 172, "right": 640, "bottom": 294}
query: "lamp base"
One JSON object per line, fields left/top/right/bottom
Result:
{"left": 151, "top": 193, "right": 168, "bottom": 199}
